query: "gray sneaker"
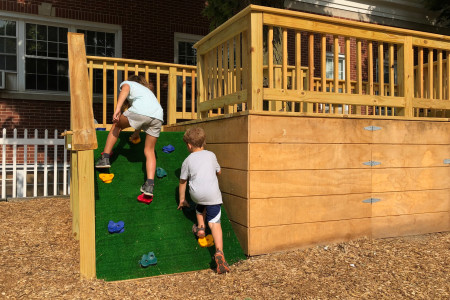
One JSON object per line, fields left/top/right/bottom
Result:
{"left": 95, "top": 156, "right": 111, "bottom": 168}
{"left": 140, "top": 182, "right": 154, "bottom": 196}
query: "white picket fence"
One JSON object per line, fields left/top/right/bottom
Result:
{"left": 0, "top": 128, "right": 70, "bottom": 200}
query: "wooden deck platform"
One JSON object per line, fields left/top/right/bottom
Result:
{"left": 166, "top": 113, "right": 450, "bottom": 255}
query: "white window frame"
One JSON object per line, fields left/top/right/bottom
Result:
{"left": 0, "top": 10, "right": 122, "bottom": 96}
{"left": 326, "top": 52, "right": 345, "bottom": 80}
{"left": 173, "top": 32, "right": 203, "bottom": 65}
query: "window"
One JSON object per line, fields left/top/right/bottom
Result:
{"left": 174, "top": 33, "right": 202, "bottom": 113}
{"left": 77, "top": 29, "right": 116, "bottom": 95}
{"left": 0, "top": 19, "right": 17, "bottom": 72}
{"left": 25, "top": 24, "right": 68, "bottom": 91}
{"left": 0, "top": 11, "right": 121, "bottom": 94}
{"left": 326, "top": 53, "right": 345, "bottom": 80}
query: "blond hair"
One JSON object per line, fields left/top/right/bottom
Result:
{"left": 183, "top": 127, "right": 206, "bottom": 148}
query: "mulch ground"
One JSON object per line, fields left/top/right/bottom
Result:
{"left": 0, "top": 197, "right": 449, "bottom": 299}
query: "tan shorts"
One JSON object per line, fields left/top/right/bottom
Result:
{"left": 123, "top": 110, "right": 162, "bottom": 138}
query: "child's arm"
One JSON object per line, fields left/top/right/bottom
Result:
{"left": 177, "top": 179, "right": 190, "bottom": 210}
{"left": 113, "top": 84, "right": 130, "bottom": 123}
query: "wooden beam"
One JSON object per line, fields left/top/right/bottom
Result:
{"left": 68, "top": 33, "right": 97, "bottom": 151}
{"left": 77, "top": 150, "right": 96, "bottom": 279}
{"left": 263, "top": 88, "right": 406, "bottom": 107}
{"left": 247, "top": 12, "right": 263, "bottom": 111}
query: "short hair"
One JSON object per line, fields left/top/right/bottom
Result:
{"left": 183, "top": 127, "right": 206, "bottom": 148}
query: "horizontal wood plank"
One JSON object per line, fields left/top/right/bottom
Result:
{"left": 263, "top": 88, "right": 406, "bottom": 108}
{"left": 220, "top": 168, "right": 248, "bottom": 199}
{"left": 249, "top": 143, "right": 370, "bottom": 170}
{"left": 371, "top": 120, "right": 450, "bottom": 144}
{"left": 372, "top": 167, "right": 450, "bottom": 192}
{"left": 207, "top": 143, "right": 248, "bottom": 170}
{"left": 248, "top": 218, "right": 371, "bottom": 255}
{"left": 223, "top": 194, "right": 248, "bottom": 227}
{"left": 372, "top": 189, "right": 450, "bottom": 217}
{"left": 372, "top": 145, "right": 450, "bottom": 168}
{"left": 372, "top": 212, "right": 449, "bottom": 239}
{"left": 249, "top": 115, "right": 372, "bottom": 143}
{"left": 249, "top": 193, "right": 372, "bottom": 227}
{"left": 250, "top": 169, "right": 372, "bottom": 198}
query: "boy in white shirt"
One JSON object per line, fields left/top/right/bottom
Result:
{"left": 177, "top": 127, "right": 230, "bottom": 274}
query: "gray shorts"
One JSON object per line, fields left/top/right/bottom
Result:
{"left": 123, "top": 110, "right": 162, "bottom": 137}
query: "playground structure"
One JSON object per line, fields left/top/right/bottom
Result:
{"left": 68, "top": 5, "right": 450, "bottom": 279}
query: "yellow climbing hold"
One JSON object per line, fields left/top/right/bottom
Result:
{"left": 99, "top": 173, "right": 114, "bottom": 183}
{"left": 129, "top": 135, "right": 141, "bottom": 144}
{"left": 198, "top": 234, "right": 214, "bottom": 248}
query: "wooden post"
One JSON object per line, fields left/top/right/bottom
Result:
{"left": 70, "top": 151, "right": 79, "bottom": 240}
{"left": 398, "top": 36, "right": 414, "bottom": 117}
{"left": 68, "top": 32, "right": 98, "bottom": 279}
{"left": 167, "top": 66, "right": 177, "bottom": 124}
{"left": 247, "top": 11, "right": 263, "bottom": 111}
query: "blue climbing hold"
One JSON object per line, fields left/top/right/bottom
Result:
{"left": 108, "top": 220, "right": 125, "bottom": 234}
{"left": 162, "top": 144, "right": 175, "bottom": 153}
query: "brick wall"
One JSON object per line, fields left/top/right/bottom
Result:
{"left": 0, "top": 0, "right": 209, "bottom": 131}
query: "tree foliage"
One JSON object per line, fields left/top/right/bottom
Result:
{"left": 422, "top": 0, "right": 450, "bottom": 27}
{"left": 202, "top": 0, "right": 284, "bottom": 31}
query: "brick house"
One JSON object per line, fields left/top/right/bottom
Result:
{"left": 0, "top": 0, "right": 210, "bottom": 134}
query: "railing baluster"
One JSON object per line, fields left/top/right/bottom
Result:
{"left": 378, "top": 43, "right": 384, "bottom": 97}
{"left": 54, "top": 130, "right": 58, "bottom": 196}
{"left": 191, "top": 70, "right": 196, "bottom": 118}
{"left": 447, "top": 51, "right": 450, "bottom": 100}
{"left": 218, "top": 44, "right": 223, "bottom": 98}
{"left": 103, "top": 61, "right": 107, "bottom": 126}
{"left": 418, "top": 47, "right": 424, "bottom": 98}
{"left": 114, "top": 62, "right": 118, "bottom": 111}
{"left": 389, "top": 44, "right": 395, "bottom": 97}
{"left": 345, "top": 37, "right": 351, "bottom": 95}
{"left": 44, "top": 129, "right": 48, "bottom": 197}
{"left": 428, "top": 49, "right": 434, "bottom": 100}
{"left": 1, "top": 128, "right": 5, "bottom": 199}
{"left": 356, "top": 39, "right": 362, "bottom": 114}
{"left": 321, "top": 34, "right": 326, "bottom": 93}
{"left": 268, "top": 26, "right": 274, "bottom": 90}
{"left": 182, "top": 68, "right": 187, "bottom": 114}
{"left": 33, "top": 129, "right": 38, "bottom": 197}
{"left": 12, "top": 128, "right": 17, "bottom": 198}
{"left": 437, "top": 50, "right": 443, "bottom": 100}
{"left": 295, "top": 31, "right": 303, "bottom": 112}
{"left": 23, "top": 129, "right": 27, "bottom": 197}
{"left": 156, "top": 66, "right": 161, "bottom": 103}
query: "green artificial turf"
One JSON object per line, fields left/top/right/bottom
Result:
{"left": 94, "top": 131, "right": 246, "bottom": 281}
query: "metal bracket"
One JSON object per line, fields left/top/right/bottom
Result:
{"left": 362, "top": 198, "right": 381, "bottom": 204}
{"left": 364, "top": 126, "right": 382, "bottom": 131}
{"left": 363, "top": 160, "right": 381, "bottom": 166}
{"left": 444, "top": 159, "right": 450, "bottom": 165}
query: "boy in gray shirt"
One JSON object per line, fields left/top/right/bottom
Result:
{"left": 177, "top": 127, "right": 230, "bottom": 274}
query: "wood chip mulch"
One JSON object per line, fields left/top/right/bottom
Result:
{"left": 0, "top": 197, "right": 449, "bottom": 299}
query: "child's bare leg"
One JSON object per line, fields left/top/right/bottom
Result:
{"left": 210, "top": 221, "right": 230, "bottom": 274}
{"left": 144, "top": 134, "right": 157, "bottom": 180}
{"left": 209, "top": 222, "right": 223, "bottom": 251}
{"left": 194, "top": 209, "right": 206, "bottom": 238}
{"left": 104, "top": 115, "right": 130, "bottom": 154}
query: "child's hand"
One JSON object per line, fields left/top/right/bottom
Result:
{"left": 177, "top": 199, "right": 190, "bottom": 210}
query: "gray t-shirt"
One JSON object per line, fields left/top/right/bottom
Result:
{"left": 180, "top": 150, "right": 222, "bottom": 205}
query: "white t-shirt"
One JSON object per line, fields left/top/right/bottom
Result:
{"left": 180, "top": 150, "right": 222, "bottom": 205}
{"left": 120, "top": 81, "right": 163, "bottom": 121}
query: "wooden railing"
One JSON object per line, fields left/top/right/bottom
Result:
{"left": 86, "top": 56, "right": 197, "bottom": 126}
{"left": 194, "top": 5, "right": 450, "bottom": 119}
